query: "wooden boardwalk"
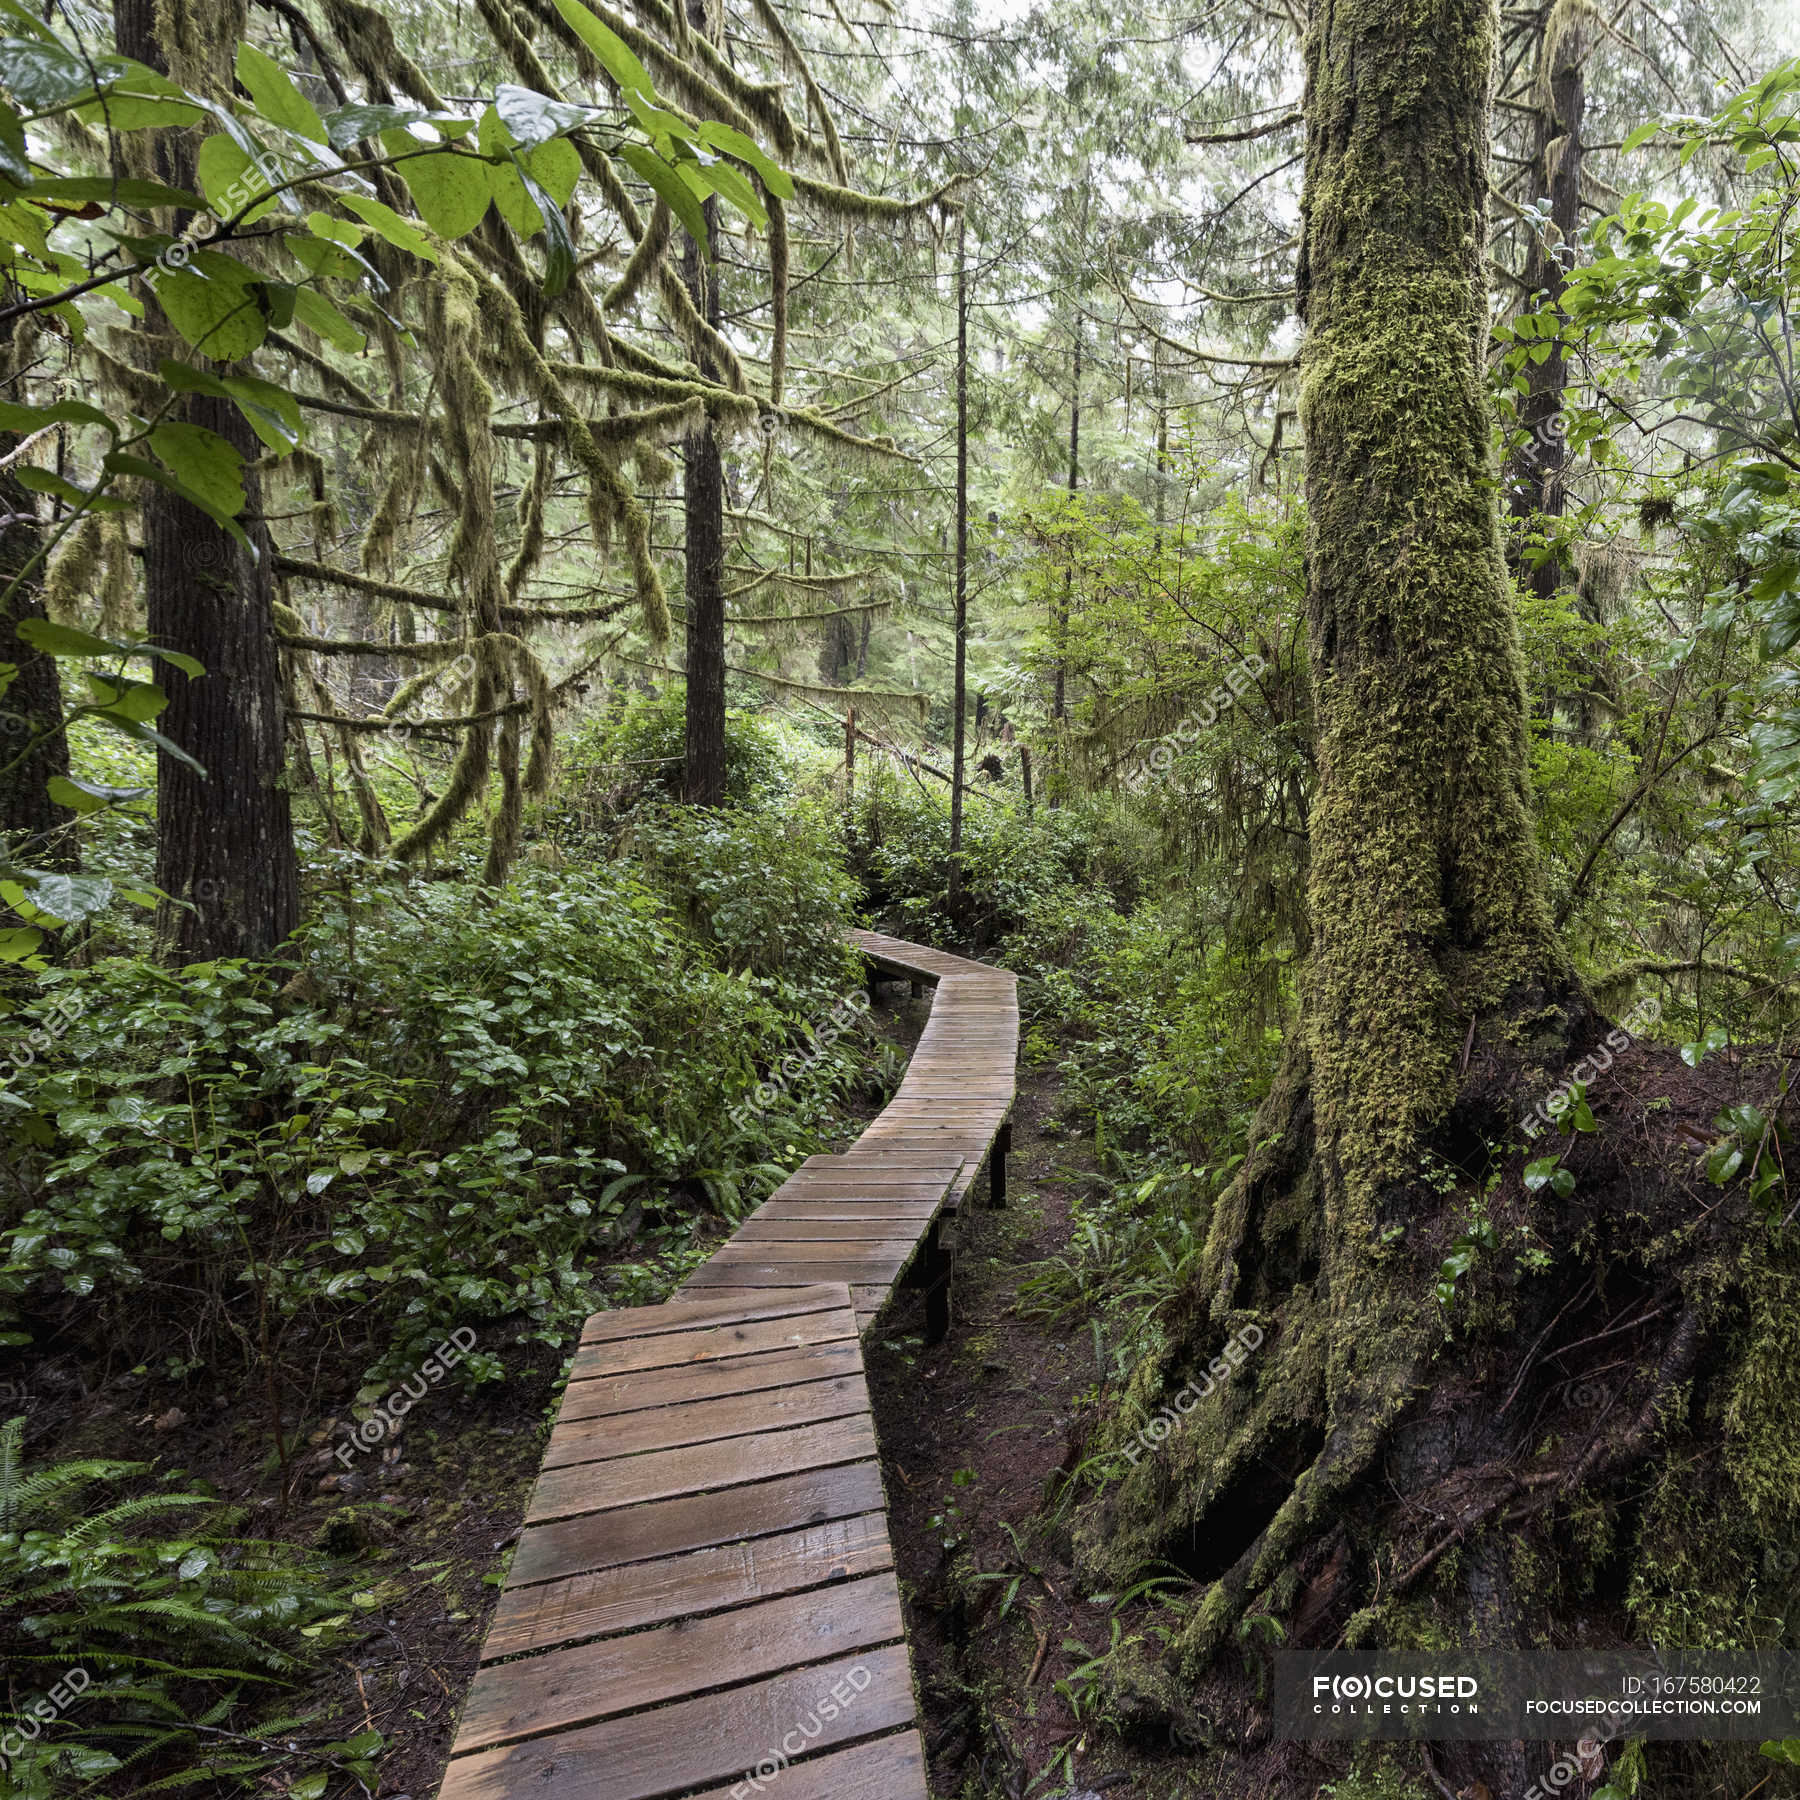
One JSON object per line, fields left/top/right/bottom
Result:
{"left": 438, "top": 930, "right": 1017, "bottom": 1800}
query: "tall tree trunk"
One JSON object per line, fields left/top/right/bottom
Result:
{"left": 1051, "top": 332, "right": 1080, "bottom": 729}
{"left": 115, "top": 0, "right": 298, "bottom": 962}
{"left": 0, "top": 439, "right": 75, "bottom": 867}
{"left": 682, "top": 203, "right": 727, "bottom": 809}
{"left": 1505, "top": 8, "right": 1586, "bottom": 598}
{"left": 947, "top": 212, "right": 969, "bottom": 912}
{"left": 1061, "top": 8, "right": 1704, "bottom": 1792}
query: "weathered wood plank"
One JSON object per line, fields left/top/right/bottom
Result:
{"left": 525, "top": 1412, "right": 879, "bottom": 1523}
{"left": 561, "top": 1339, "right": 863, "bottom": 1421}
{"left": 454, "top": 1573, "right": 905, "bottom": 1753}
{"left": 482, "top": 1512, "right": 893, "bottom": 1659}
{"left": 544, "top": 1374, "right": 869, "bottom": 1467}
{"left": 579, "top": 1284, "right": 847, "bottom": 1345}
{"left": 507, "top": 1460, "right": 888, "bottom": 1586}
{"left": 439, "top": 1643, "right": 917, "bottom": 1800}
{"left": 569, "top": 1305, "right": 859, "bottom": 1380}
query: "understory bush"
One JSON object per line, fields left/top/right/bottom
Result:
{"left": 0, "top": 842, "right": 874, "bottom": 1390}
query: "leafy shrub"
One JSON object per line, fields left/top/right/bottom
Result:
{"left": 558, "top": 688, "right": 789, "bottom": 814}
{"left": 0, "top": 856, "right": 870, "bottom": 1386}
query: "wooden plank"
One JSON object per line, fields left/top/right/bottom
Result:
{"left": 439, "top": 1643, "right": 917, "bottom": 1800}
{"left": 682, "top": 1255, "right": 913, "bottom": 1288}
{"left": 704, "top": 1238, "right": 918, "bottom": 1264}
{"left": 454, "top": 1573, "right": 905, "bottom": 1753}
{"left": 753, "top": 1201, "right": 941, "bottom": 1222}
{"left": 544, "top": 1374, "right": 869, "bottom": 1467}
{"left": 734, "top": 1217, "right": 937, "bottom": 1242}
{"left": 482, "top": 1512, "right": 893, "bottom": 1659}
{"left": 580, "top": 1284, "right": 847, "bottom": 1345}
{"left": 525, "top": 1412, "right": 879, "bottom": 1523}
{"left": 508, "top": 1461, "right": 888, "bottom": 1586}
{"left": 682, "top": 1732, "right": 928, "bottom": 1800}
{"left": 561, "top": 1339, "right": 863, "bottom": 1422}
{"left": 570, "top": 1305, "right": 858, "bottom": 1380}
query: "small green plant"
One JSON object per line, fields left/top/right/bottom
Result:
{"left": 0, "top": 1418, "right": 368, "bottom": 1798}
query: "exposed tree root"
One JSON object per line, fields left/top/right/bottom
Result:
{"left": 1068, "top": 1011, "right": 1800, "bottom": 1792}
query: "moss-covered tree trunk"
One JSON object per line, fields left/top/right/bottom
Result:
{"left": 1073, "top": 9, "right": 1800, "bottom": 1788}
{"left": 115, "top": 0, "right": 299, "bottom": 961}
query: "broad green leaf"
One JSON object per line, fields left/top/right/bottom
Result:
{"left": 196, "top": 133, "right": 279, "bottom": 225}
{"left": 617, "top": 142, "right": 706, "bottom": 252}
{"left": 76, "top": 88, "right": 204, "bottom": 130}
{"left": 235, "top": 42, "right": 326, "bottom": 144}
{"left": 324, "top": 102, "right": 431, "bottom": 150}
{"left": 338, "top": 192, "right": 439, "bottom": 263}
{"left": 0, "top": 924, "right": 44, "bottom": 965}
{"left": 152, "top": 250, "right": 268, "bottom": 360}
{"left": 83, "top": 670, "right": 167, "bottom": 722}
{"left": 11, "top": 466, "right": 129, "bottom": 511}
{"left": 150, "top": 421, "right": 246, "bottom": 518}
{"left": 26, "top": 174, "right": 202, "bottom": 210}
{"left": 516, "top": 161, "right": 574, "bottom": 296}
{"left": 47, "top": 775, "right": 147, "bottom": 814}
{"left": 0, "top": 397, "right": 115, "bottom": 434}
{"left": 102, "top": 450, "right": 251, "bottom": 550}
{"left": 16, "top": 618, "right": 125, "bottom": 658}
{"left": 291, "top": 284, "right": 365, "bottom": 351}
{"left": 289, "top": 231, "right": 362, "bottom": 280}
{"left": 549, "top": 0, "right": 652, "bottom": 97}
{"left": 1621, "top": 119, "right": 1663, "bottom": 152}
{"left": 494, "top": 83, "right": 602, "bottom": 149}
{"left": 18, "top": 870, "right": 114, "bottom": 924}
{"left": 693, "top": 155, "right": 765, "bottom": 229}
{"left": 307, "top": 208, "right": 363, "bottom": 247}
{"left": 388, "top": 137, "right": 490, "bottom": 238}
{"left": 695, "top": 120, "right": 792, "bottom": 199}
{"left": 0, "top": 38, "right": 120, "bottom": 108}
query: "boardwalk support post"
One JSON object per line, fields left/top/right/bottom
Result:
{"left": 989, "top": 1119, "right": 1010, "bottom": 1209}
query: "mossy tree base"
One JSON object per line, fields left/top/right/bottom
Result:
{"left": 1066, "top": 0, "right": 1800, "bottom": 1788}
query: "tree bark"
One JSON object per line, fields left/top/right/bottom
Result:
{"left": 0, "top": 456, "right": 75, "bottom": 868}
{"left": 948, "top": 211, "right": 969, "bottom": 912}
{"left": 1505, "top": 8, "right": 1586, "bottom": 599}
{"left": 681, "top": 205, "right": 727, "bottom": 809}
{"left": 115, "top": 0, "right": 299, "bottom": 962}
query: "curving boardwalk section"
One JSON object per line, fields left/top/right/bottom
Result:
{"left": 437, "top": 930, "right": 1017, "bottom": 1800}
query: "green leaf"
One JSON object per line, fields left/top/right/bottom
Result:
{"left": 494, "top": 83, "right": 602, "bottom": 149}
{"left": 0, "top": 924, "right": 44, "bottom": 965}
{"left": 617, "top": 142, "right": 707, "bottom": 252}
{"left": 10, "top": 464, "right": 127, "bottom": 512}
{"left": 337, "top": 192, "right": 439, "bottom": 264}
{"left": 102, "top": 450, "right": 251, "bottom": 551}
{"left": 18, "top": 870, "right": 114, "bottom": 924}
{"left": 692, "top": 154, "right": 765, "bottom": 229}
{"left": 549, "top": 0, "right": 653, "bottom": 96}
{"left": 25, "top": 174, "right": 203, "bottom": 210}
{"left": 149, "top": 421, "right": 246, "bottom": 518}
{"left": 515, "top": 161, "right": 574, "bottom": 296}
{"left": 290, "top": 285, "right": 364, "bottom": 351}
{"left": 84, "top": 670, "right": 167, "bottom": 721}
{"left": 0, "top": 96, "right": 27, "bottom": 183}
{"left": 157, "top": 358, "right": 302, "bottom": 453}
{"left": 47, "top": 774, "right": 147, "bottom": 814}
{"left": 0, "top": 38, "right": 117, "bottom": 108}
{"left": 0, "top": 396, "right": 115, "bottom": 434}
{"left": 151, "top": 250, "right": 268, "bottom": 360}
{"left": 388, "top": 138, "right": 491, "bottom": 238}
{"left": 323, "top": 102, "right": 432, "bottom": 151}
{"left": 196, "top": 133, "right": 280, "bottom": 225}
{"left": 695, "top": 120, "right": 792, "bottom": 199}
{"left": 1622, "top": 120, "right": 1663, "bottom": 152}
{"left": 235, "top": 42, "right": 326, "bottom": 144}
{"left": 15, "top": 617, "right": 125, "bottom": 658}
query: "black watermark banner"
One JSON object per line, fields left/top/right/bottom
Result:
{"left": 1274, "top": 1651, "right": 1799, "bottom": 1741}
